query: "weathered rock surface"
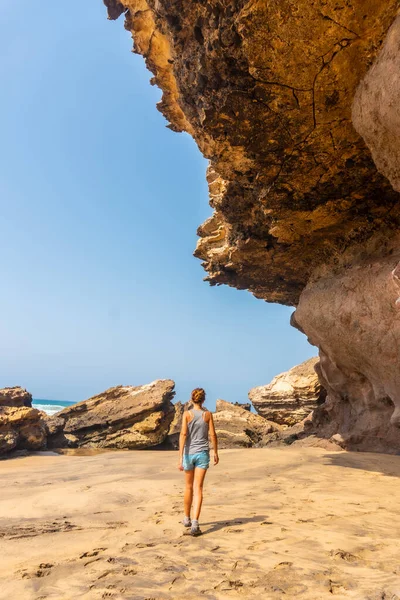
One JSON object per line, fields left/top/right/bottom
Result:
{"left": 0, "top": 387, "right": 46, "bottom": 455}
{"left": 214, "top": 399, "right": 281, "bottom": 448}
{"left": 261, "top": 422, "right": 343, "bottom": 452}
{"left": 233, "top": 402, "right": 251, "bottom": 412}
{"left": 353, "top": 16, "right": 400, "bottom": 194}
{"left": 249, "top": 358, "right": 326, "bottom": 426}
{"left": 104, "top": 0, "right": 399, "bottom": 304}
{"left": 293, "top": 253, "right": 400, "bottom": 453}
{"left": 0, "top": 407, "right": 47, "bottom": 454}
{"left": 103, "top": 2, "right": 400, "bottom": 452}
{"left": 46, "top": 380, "right": 175, "bottom": 450}
{"left": 0, "top": 387, "right": 32, "bottom": 408}
{"left": 164, "top": 400, "right": 184, "bottom": 449}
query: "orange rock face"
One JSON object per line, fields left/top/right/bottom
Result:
{"left": 104, "top": 0, "right": 399, "bottom": 303}
{"left": 0, "top": 387, "right": 46, "bottom": 454}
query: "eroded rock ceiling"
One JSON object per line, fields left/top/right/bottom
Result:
{"left": 104, "top": 0, "right": 399, "bottom": 305}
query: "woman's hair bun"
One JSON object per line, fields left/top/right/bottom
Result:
{"left": 191, "top": 388, "right": 206, "bottom": 404}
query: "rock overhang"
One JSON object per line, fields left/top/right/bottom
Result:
{"left": 104, "top": 0, "right": 400, "bottom": 306}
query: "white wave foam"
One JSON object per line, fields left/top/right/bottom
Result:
{"left": 33, "top": 403, "right": 66, "bottom": 416}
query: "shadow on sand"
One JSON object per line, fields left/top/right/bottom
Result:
{"left": 324, "top": 451, "right": 400, "bottom": 478}
{"left": 200, "top": 515, "right": 267, "bottom": 535}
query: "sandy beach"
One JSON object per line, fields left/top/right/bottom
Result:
{"left": 0, "top": 447, "right": 399, "bottom": 599}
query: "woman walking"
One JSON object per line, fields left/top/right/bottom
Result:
{"left": 178, "top": 388, "right": 219, "bottom": 536}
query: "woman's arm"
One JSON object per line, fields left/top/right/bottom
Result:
{"left": 208, "top": 413, "right": 219, "bottom": 465}
{"left": 178, "top": 411, "right": 188, "bottom": 471}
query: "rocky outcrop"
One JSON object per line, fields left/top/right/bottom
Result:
{"left": 0, "top": 407, "right": 47, "bottom": 454}
{"left": 103, "top": 2, "right": 400, "bottom": 452}
{"left": 165, "top": 399, "right": 280, "bottom": 449}
{"left": 0, "top": 387, "right": 32, "bottom": 408}
{"left": 0, "top": 387, "right": 46, "bottom": 455}
{"left": 213, "top": 399, "right": 281, "bottom": 448}
{"left": 46, "top": 380, "right": 175, "bottom": 450}
{"left": 249, "top": 358, "right": 326, "bottom": 426}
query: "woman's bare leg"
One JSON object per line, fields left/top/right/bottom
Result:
{"left": 184, "top": 470, "right": 194, "bottom": 517}
{"left": 193, "top": 467, "right": 207, "bottom": 521}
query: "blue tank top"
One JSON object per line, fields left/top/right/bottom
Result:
{"left": 185, "top": 409, "right": 209, "bottom": 454}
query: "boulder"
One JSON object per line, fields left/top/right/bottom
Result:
{"left": 0, "top": 387, "right": 32, "bottom": 408}
{"left": 0, "top": 407, "right": 46, "bottom": 454}
{"left": 0, "top": 387, "right": 46, "bottom": 455}
{"left": 46, "top": 379, "right": 175, "bottom": 450}
{"left": 249, "top": 358, "right": 326, "bottom": 426}
{"left": 213, "top": 399, "right": 281, "bottom": 449}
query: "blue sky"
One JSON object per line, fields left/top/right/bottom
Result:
{"left": 0, "top": 1, "right": 315, "bottom": 409}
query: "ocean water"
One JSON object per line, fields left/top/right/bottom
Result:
{"left": 32, "top": 399, "right": 76, "bottom": 416}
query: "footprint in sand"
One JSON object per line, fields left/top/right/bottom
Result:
{"left": 247, "top": 540, "right": 269, "bottom": 550}
{"left": 136, "top": 542, "right": 156, "bottom": 548}
{"left": 214, "top": 579, "right": 244, "bottom": 592}
{"left": 297, "top": 518, "right": 314, "bottom": 523}
{"left": 151, "top": 511, "right": 164, "bottom": 525}
{"left": 106, "top": 521, "right": 128, "bottom": 529}
{"left": 80, "top": 548, "right": 107, "bottom": 559}
{"left": 22, "top": 563, "right": 54, "bottom": 579}
{"left": 330, "top": 549, "right": 359, "bottom": 563}
{"left": 97, "top": 569, "right": 115, "bottom": 580}
{"left": 274, "top": 561, "right": 293, "bottom": 569}
{"left": 83, "top": 557, "right": 102, "bottom": 567}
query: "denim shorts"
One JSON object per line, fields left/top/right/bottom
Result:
{"left": 183, "top": 450, "right": 210, "bottom": 471}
